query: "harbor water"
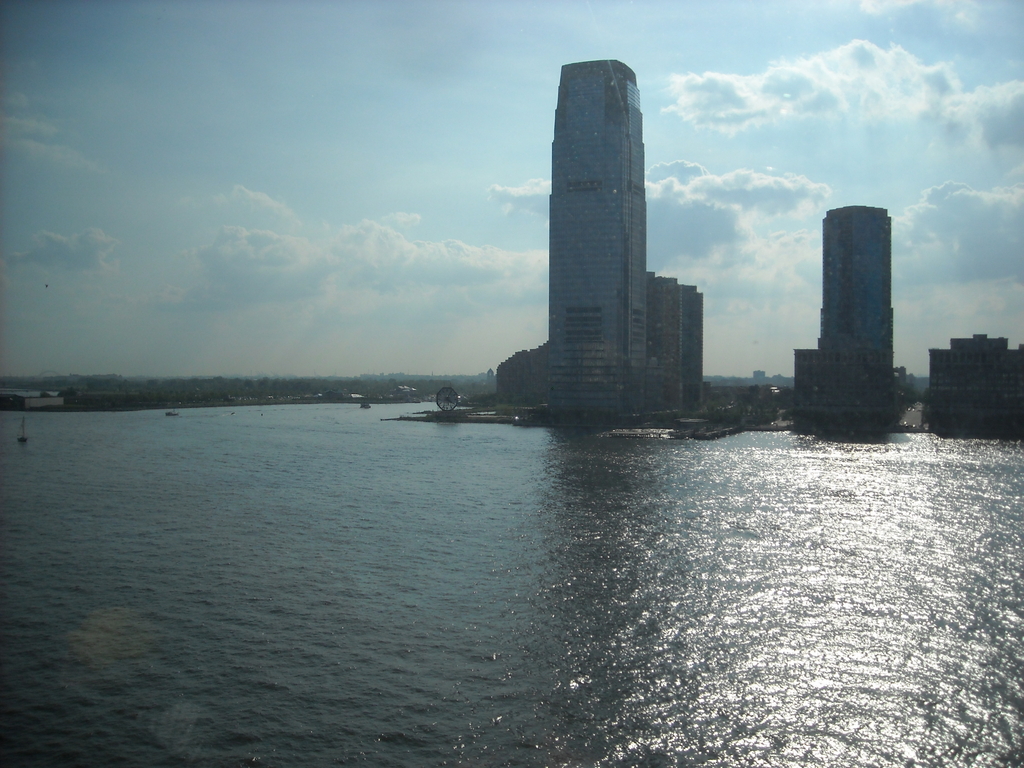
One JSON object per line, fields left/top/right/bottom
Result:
{"left": 1, "top": 404, "right": 1022, "bottom": 766}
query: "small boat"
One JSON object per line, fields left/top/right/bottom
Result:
{"left": 165, "top": 410, "right": 180, "bottom": 416}
{"left": 17, "top": 416, "right": 28, "bottom": 443}
{"left": 360, "top": 403, "right": 371, "bottom": 409}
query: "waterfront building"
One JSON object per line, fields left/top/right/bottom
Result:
{"left": 0, "top": 391, "right": 64, "bottom": 410}
{"left": 645, "top": 274, "right": 703, "bottom": 411}
{"left": 495, "top": 342, "right": 549, "bottom": 405}
{"left": 929, "top": 334, "right": 1024, "bottom": 438}
{"left": 794, "top": 206, "right": 898, "bottom": 432}
{"left": 548, "top": 60, "right": 647, "bottom": 415}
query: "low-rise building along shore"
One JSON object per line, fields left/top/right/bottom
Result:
{"left": 929, "top": 334, "right": 1024, "bottom": 439}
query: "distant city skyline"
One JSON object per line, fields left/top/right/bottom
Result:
{"left": 2, "top": 1, "right": 1022, "bottom": 377}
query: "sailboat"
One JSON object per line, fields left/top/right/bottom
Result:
{"left": 17, "top": 416, "right": 27, "bottom": 443}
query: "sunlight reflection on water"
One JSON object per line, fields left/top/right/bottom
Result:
{"left": 536, "top": 432, "right": 1024, "bottom": 766}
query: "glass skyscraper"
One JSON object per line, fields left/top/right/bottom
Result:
{"left": 819, "top": 206, "right": 893, "bottom": 352}
{"left": 548, "top": 60, "right": 646, "bottom": 414}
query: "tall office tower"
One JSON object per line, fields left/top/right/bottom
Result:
{"left": 819, "top": 206, "right": 893, "bottom": 352}
{"left": 548, "top": 60, "right": 647, "bottom": 415}
{"left": 646, "top": 274, "right": 703, "bottom": 411}
{"left": 794, "top": 206, "right": 898, "bottom": 432}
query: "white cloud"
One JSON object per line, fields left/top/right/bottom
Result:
{"left": 178, "top": 226, "right": 326, "bottom": 307}
{"left": 11, "top": 138, "right": 106, "bottom": 172}
{"left": 666, "top": 227, "right": 819, "bottom": 305}
{"left": 487, "top": 178, "right": 550, "bottom": 217}
{"left": 896, "top": 181, "right": 1024, "bottom": 284}
{"left": 3, "top": 103, "right": 105, "bottom": 171}
{"left": 888, "top": 179, "right": 1024, "bottom": 371}
{"left": 215, "top": 185, "right": 301, "bottom": 227}
{"left": 171, "top": 218, "right": 547, "bottom": 313}
{"left": 11, "top": 228, "right": 119, "bottom": 271}
{"left": 944, "top": 81, "right": 1024, "bottom": 149}
{"left": 665, "top": 39, "right": 1023, "bottom": 148}
{"left": 674, "top": 227, "right": 822, "bottom": 375}
{"left": 644, "top": 163, "right": 827, "bottom": 373}
{"left": 646, "top": 160, "right": 831, "bottom": 267}
{"left": 648, "top": 164, "right": 831, "bottom": 219}
{"left": 647, "top": 160, "right": 706, "bottom": 185}
{"left": 380, "top": 212, "right": 422, "bottom": 229}
{"left": 3, "top": 115, "right": 59, "bottom": 137}
{"left": 332, "top": 220, "right": 545, "bottom": 298}
{"left": 647, "top": 192, "right": 741, "bottom": 267}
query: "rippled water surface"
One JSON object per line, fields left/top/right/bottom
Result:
{"left": 2, "top": 405, "right": 1023, "bottom": 766}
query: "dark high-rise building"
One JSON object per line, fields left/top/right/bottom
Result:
{"left": 819, "top": 206, "right": 893, "bottom": 352}
{"left": 794, "top": 206, "right": 898, "bottom": 432}
{"left": 929, "top": 334, "right": 1024, "bottom": 438}
{"left": 646, "top": 274, "right": 703, "bottom": 411}
{"left": 548, "top": 60, "right": 646, "bottom": 415}
{"left": 495, "top": 342, "right": 549, "bottom": 405}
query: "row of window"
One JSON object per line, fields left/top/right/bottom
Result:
{"left": 567, "top": 180, "right": 602, "bottom": 192}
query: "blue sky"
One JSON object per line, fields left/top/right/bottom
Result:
{"left": 2, "top": 0, "right": 1021, "bottom": 377}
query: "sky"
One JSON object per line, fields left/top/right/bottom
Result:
{"left": 1, "top": 0, "right": 1022, "bottom": 378}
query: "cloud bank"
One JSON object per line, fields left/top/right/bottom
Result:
{"left": 3, "top": 98, "right": 106, "bottom": 172}
{"left": 11, "top": 228, "right": 119, "bottom": 271}
{"left": 215, "top": 185, "right": 302, "bottom": 227}
{"left": 172, "top": 218, "right": 547, "bottom": 316}
{"left": 897, "top": 181, "right": 1024, "bottom": 284}
{"left": 666, "top": 39, "right": 1024, "bottom": 148}
{"left": 646, "top": 160, "right": 831, "bottom": 268}
{"left": 487, "top": 178, "right": 551, "bottom": 217}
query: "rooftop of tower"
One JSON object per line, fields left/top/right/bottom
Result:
{"left": 560, "top": 60, "right": 636, "bottom": 85}
{"left": 826, "top": 205, "right": 889, "bottom": 215}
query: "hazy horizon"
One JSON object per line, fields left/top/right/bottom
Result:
{"left": 1, "top": 369, "right": 807, "bottom": 383}
{"left": 2, "top": 1, "right": 1021, "bottom": 378}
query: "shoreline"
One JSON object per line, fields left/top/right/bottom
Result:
{"left": 2, "top": 398, "right": 411, "bottom": 414}
{"left": 6, "top": 403, "right": 951, "bottom": 439}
